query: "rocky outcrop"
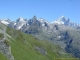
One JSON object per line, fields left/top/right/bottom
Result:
{"left": 34, "top": 46, "right": 47, "bottom": 55}
{"left": 0, "top": 36, "right": 14, "bottom": 60}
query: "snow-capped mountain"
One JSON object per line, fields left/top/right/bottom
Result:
{"left": 38, "top": 18, "right": 50, "bottom": 27}
{"left": 52, "top": 16, "right": 68, "bottom": 24}
{"left": 52, "top": 16, "right": 80, "bottom": 28}
{"left": 0, "top": 19, "right": 11, "bottom": 25}
{"left": 1, "top": 16, "right": 80, "bottom": 58}
{"left": 0, "top": 16, "right": 80, "bottom": 30}
{"left": 15, "top": 17, "right": 27, "bottom": 30}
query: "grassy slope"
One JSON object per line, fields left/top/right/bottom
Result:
{"left": 5, "top": 27, "right": 79, "bottom": 60}
{"left": 0, "top": 52, "right": 8, "bottom": 60}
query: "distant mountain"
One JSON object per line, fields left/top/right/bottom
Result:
{"left": 52, "top": 16, "right": 80, "bottom": 28}
{"left": 0, "top": 19, "right": 11, "bottom": 25}
{"left": 0, "top": 18, "right": 77, "bottom": 60}
{"left": 0, "top": 16, "right": 80, "bottom": 29}
{"left": 0, "top": 16, "right": 80, "bottom": 58}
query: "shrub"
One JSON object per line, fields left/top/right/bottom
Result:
{"left": 0, "top": 33, "right": 4, "bottom": 40}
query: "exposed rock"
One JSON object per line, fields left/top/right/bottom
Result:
{"left": 34, "top": 46, "right": 47, "bottom": 55}
{"left": 0, "top": 36, "right": 14, "bottom": 60}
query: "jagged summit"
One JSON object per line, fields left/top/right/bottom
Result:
{"left": 0, "top": 16, "right": 80, "bottom": 29}
{"left": 38, "top": 18, "right": 49, "bottom": 23}
{"left": 52, "top": 16, "right": 68, "bottom": 24}
{"left": 0, "top": 19, "right": 11, "bottom": 25}
{"left": 57, "top": 16, "right": 67, "bottom": 21}
{"left": 32, "top": 16, "right": 37, "bottom": 20}
{"left": 51, "top": 16, "right": 80, "bottom": 28}
{"left": 16, "top": 17, "right": 24, "bottom": 22}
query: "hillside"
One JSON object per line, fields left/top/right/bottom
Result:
{"left": 0, "top": 21, "right": 79, "bottom": 60}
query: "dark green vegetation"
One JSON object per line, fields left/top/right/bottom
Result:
{"left": 0, "top": 22, "right": 79, "bottom": 60}
{"left": 0, "top": 52, "right": 8, "bottom": 60}
{"left": 0, "top": 33, "right": 4, "bottom": 40}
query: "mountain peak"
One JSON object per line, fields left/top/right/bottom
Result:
{"left": 52, "top": 16, "right": 68, "bottom": 24}
{"left": 0, "top": 16, "right": 80, "bottom": 29}
{"left": 57, "top": 16, "right": 66, "bottom": 21}
{"left": 16, "top": 17, "right": 24, "bottom": 22}
{"left": 32, "top": 16, "right": 37, "bottom": 20}
{"left": 19, "top": 17, "right": 24, "bottom": 21}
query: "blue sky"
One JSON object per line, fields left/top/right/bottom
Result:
{"left": 0, "top": 0, "right": 80, "bottom": 23}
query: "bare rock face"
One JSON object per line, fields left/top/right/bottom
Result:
{"left": 0, "top": 37, "right": 14, "bottom": 60}
{"left": 34, "top": 46, "right": 47, "bottom": 55}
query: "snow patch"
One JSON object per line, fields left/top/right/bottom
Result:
{"left": 58, "top": 36, "right": 61, "bottom": 39}
{"left": 18, "top": 24, "right": 24, "bottom": 29}
{"left": 14, "top": 23, "right": 16, "bottom": 25}
{"left": 42, "top": 24, "right": 45, "bottom": 26}
{"left": 1, "top": 21, "right": 9, "bottom": 25}
{"left": 27, "top": 24, "right": 29, "bottom": 25}
{"left": 19, "top": 17, "right": 24, "bottom": 21}
{"left": 53, "top": 21, "right": 64, "bottom": 24}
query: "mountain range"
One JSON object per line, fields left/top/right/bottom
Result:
{"left": 0, "top": 16, "right": 80, "bottom": 60}
{"left": 0, "top": 16, "right": 80, "bottom": 30}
